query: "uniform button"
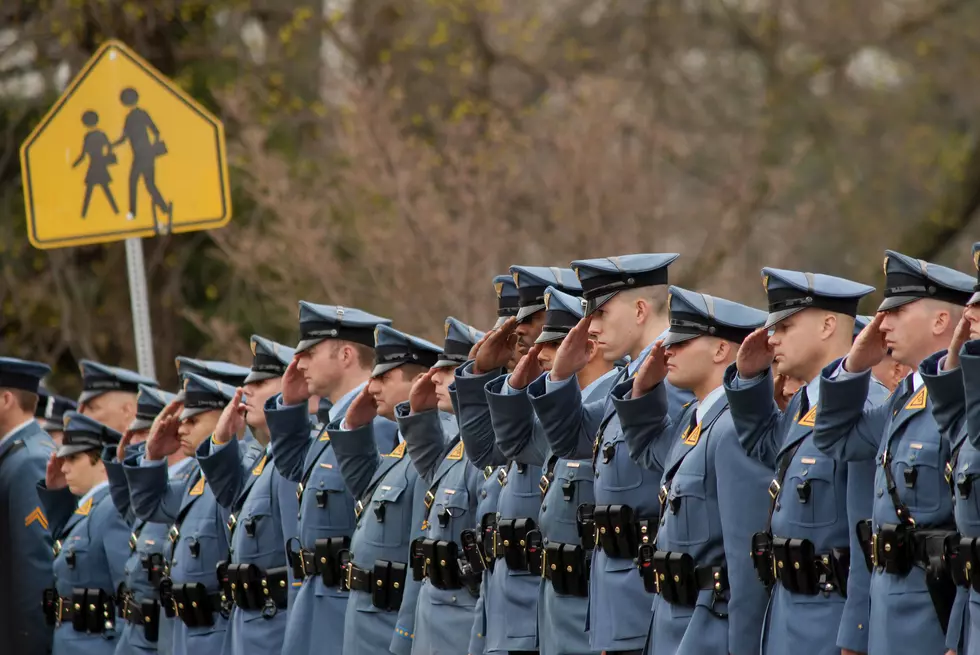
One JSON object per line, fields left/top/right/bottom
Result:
{"left": 801, "top": 469, "right": 808, "bottom": 476}
{"left": 480, "top": 490, "right": 487, "bottom": 499}
{"left": 541, "top": 505, "right": 547, "bottom": 512}
{"left": 876, "top": 489, "right": 883, "bottom": 498}
{"left": 858, "top": 624, "right": 864, "bottom": 630}
{"left": 450, "top": 596, "right": 457, "bottom": 603}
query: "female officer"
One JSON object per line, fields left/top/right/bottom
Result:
{"left": 38, "top": 412, "right": 130, "bottom": 655}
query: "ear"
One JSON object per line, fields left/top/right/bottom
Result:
{"left": 821, "top": 313, "right": 838, "bottom": 341}
{"left": 713, "top": 339, "right": 732, "bottom": 364}
{"left": 635, "top": 297, "right": 651, "bottom": 324}
{"left": 585, "top": 339, "right": 599, "bottom": 362}
{"left": 339, "top": 344, "right": 354, "bottom": 367}
{"left": 933, "top": 308, "right": 952, "bottom": 336}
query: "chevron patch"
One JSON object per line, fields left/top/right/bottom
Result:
{"left": 75, "top": 498, "right": 93, "bottom": 516}
{"left": 189, "top": 476, "right": 206, "bottom": 496}
{"left": 25, "top": 507, "right": 48, "bottom": 530}
{"left": 447, "top": 441, "right": 465, "bottom": 461}
{"left": 905, "top": 387, "right": 928, "bottom": 411}
{"left": 252, "top": 455, "right": 267, "bottom": 476}
{"left": 682, "top": 424, "right": 701, "bottom": 446}
{"left": 386, "top": 442, "right": 406, "bottom": 459}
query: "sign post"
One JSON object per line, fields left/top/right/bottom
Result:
{"left": 19, "top": 40, "right": 232, "bottom": 378}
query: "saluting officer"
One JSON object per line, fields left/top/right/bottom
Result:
{"left": 328, "top": 324, "right": 450, "bottom": 654}
{"left": 814, "top": 250, "right": 976, "bottom": 655}
{"left": 125, "top": 374, "right": 243, "bottom": 655}
{"left": 0, "top": 357, "right": 56, "bottom": 655}
{"left": 457, "top": 265, "right": 582, "bottom": 655}
{"left": 482, "top": 285, "right": 619, "bottom": 655}
{"left": 724, "top": 268, "right": 880, "bottom": 655}
{"left": 39, "top": 412, "right": 131, "bottom": 655}
{"left": 78, "top": 361, "right": 158, "bottom": 434}
{"left": 610, "top": 286, "right": 771, "bottom": 655}
{"left": 264, "top": 302, "right": 397, "bottom": 655}
{"left": 105, "top": 386, "right": 185, "bottom": 655}
{"left": 36, "top": 388, "right": 77, "bottom": 446}
{"left": 525, "top": 254, "right": 692, "bottom": 655}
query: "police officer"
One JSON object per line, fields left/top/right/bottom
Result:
{"left": 815, "top": 250, "right": 975, "bottom": 655}
{"left": 36, "top": 389, "right": 77, "bottom": 446}
{"left": 264, "top": 302, "right": 397, "bottom": 655}
{"left": 39, "top": 412, "right": 131, "bottom": 655}
{"left": 397, "top": 320, "right": 493, "bottom": 655}
{"left": 457, "top": 266, "right": 582, "bottom": 655}
{"left": 328, "top": 324, "right": 449, "bottom": 654}
{"left": 525, "top": 254, "right": 692, "bottom": 655}
{"left": 105, "top": 385, "right": 185, "bottom": 655}
{"left": 0, "top": 357, "right": 56, "bottom": 655}
{"left": 125, "top": 374, "right": 243, "bottom": 655}
{"left": 609, "top": 286, "right": 771, "bottom": 655}
{"left": 479, "top": 286, "right": 619, "bottom": 655}
{"left": 78, "top": 361, "right": 158, "bottom": 434}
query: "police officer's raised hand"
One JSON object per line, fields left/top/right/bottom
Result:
{"left": 409, "top": 369, "right": 439, "bottom": 414}
{"left": 632, "top": 340, "right": 668, "bottom": 398}
{"left": 735, "top": 327, "right": 775, "bottom": 378}
{"left": 943, "top": 314, "right": 973, "bottom": 370}
{"left": 474, "top": 317, "right": 518, "bottom": 374}
{"left": 844, "top": 312, "right": 887, "bottom": 373}
{"left": 509, "top": 344, "right": 544, "bottom": 390}
{"left": 344, "top": 386, "right": 378, "bottom": 430}
{"left": 468, "top": 331, "right": 491, "bottom": 361}
{"left": 213, "top": 388, "right": 247, "bottom": 445}
{"left": 117, "top": 429, "right": 137, "bottom": 463}
{"left": 145, "top": 399, "right": 182, "bottom": 461}
{"left": 550, "top": 316, "right": 594, "bottom": 382}
{"left": 45, "top": 453, "right": 67, "bottom": 490}
{"left": 281, "top": 358, "right": 311, "bottom": 406}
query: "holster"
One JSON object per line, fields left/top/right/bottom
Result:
{"left": 139, "top": 600, "right": 159, "bottom": 642}
{"left": 479, "top": 513, "right": 497, "bottom": 571}
{"left": 576, "top": 503, "right": 596, "bottom": 550}
{"left": 411, "top": 538, "right": 426, "bottom": 582}
{"left": 524, "top": 529, "right": 543, "bottom": 576}
{"left": 750, "top": 532, "right": 775, "bottom": 587}
{"left": 141, "top": 553, "right": 166, "bottom": 587}
{"left": 41, "top": 588, "right": 58, "bottom": 626}
{"left": 637, "top": 543, "right": 657, "bottom": 594}
{"left": 856, "top": 519, "right": 874, "bottom": 572}
{"left": 460, "top": 529, "right": 486, "bottom": 575}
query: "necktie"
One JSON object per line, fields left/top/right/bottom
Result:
{"left": 797, "top": 388, "right": 809, "bottom": 417}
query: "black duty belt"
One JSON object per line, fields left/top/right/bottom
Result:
{"left": 160, "top": 579, "right": 228, "bottom": 628}
{"left": 493, "top": 517, "right": 537, "bottom": 571}
{"left": 286, "top": 536, "right": 350, "bottom": 589}
{"left": 346, "top": 561, "right": 407, "bottom": 611}
{"left": 863, "top": 523, "right": 958, "bottom": 633}
{"left": 749, "top": 534, "right": 849, "bottom": 598}
{"left": 591, "top": 504, "right": 656, "bottom": 559}
{"left": 122, "top": 598, "right": 160, "bottom": 642}
{"left": 637, "top": 546, "right": 728, "bottom": 610}
{"left": 41, "top": 588, "right": 116, "bottom": 633}
{"left": 410, "top": 538, "right": 481, "bottom": 596}
{"left": 215, "top": 562, "right": 288, "bottom": 617}
{"left": 541, "top": 541, "right": 590, "bottom": 597}
{"left": 477, "top": 513, "right": 498, "bottom": 572}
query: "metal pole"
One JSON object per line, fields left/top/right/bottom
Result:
{"left": 124, "top": 238, "right": 156, "bottom": 379}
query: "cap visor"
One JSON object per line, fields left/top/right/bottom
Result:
{"left": 585, "top": 292, "right": 618, "bottom": 316}
{"left": 56, "top": 443, "right": 97, "bottom": 458}
{"left": 295, "top": 337, "right": 325, "bottom": 354}
{"left": 371, "top": 362, "right": 403, "bottom": 378}
{"left": 534, "top": 330, "right": 568, "bottom": 344}
{"left": 661, "top": 331, "right": 699, "bottom": 348}
{"left": 764, "top": 307, "right": 806, "bottom": 330}
{"left": 433, "top": 358, "right": 464, "bottom": 369}
{"left": 179, "top": 406, "right": 211, "bottom": 421}
{"left": 877, "top": 295, "right": 918, "bottom": 312}
{"left": 128, "top": 418, "right": 154, "bottom": 432}
{"left": 78, "top": 389, "right": 105, "bottom": 405}
{"left": 968, "top": 291, "right": 980, "bottom": 306}
{"left": 41, "top": 420, "right": 64, "bottom": 433}
{"left": 516, "top": 304, "right": 545, "bottom": 322}
{"left": 244, "top": 370, "right": 278, "bottom": 384}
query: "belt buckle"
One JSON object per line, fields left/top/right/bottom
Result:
{"left": 768, "top": 479, "right": 781, "bottom": 499}
{"left": 56, "top": 597, "right": 64, "bottom": 626}
{"left": 871, "top": 532, "right": 879, "bottom": 568}
{"left": 227, "top": 514, "right": 237, "bottom": 532}
{"left": 424, "top": 491, "right": 435, "bottom": 509}
{"left": 945, "top": 461, "right": 953, "bottom": 484}
{"left": 168, "top": 525, "right": 180, "bottom": 544}
{"left": 299, "top": 550, "right": 313, "bottom": 576}
{"left": 539, "top": 475, "right": 550, "bottom": 496}
{"left": 657, "top": 485, "right": 668, "bottom": 506}
{"left": 354, "top": 500, "right": 364, "bottom": 519}
{"left": 344, "top": 561, "right": 353, "bottom": 591}
{"left": 296, "top": 482, "right": 304, "bottom": 502}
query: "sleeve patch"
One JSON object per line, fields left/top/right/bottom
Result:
{"left": 25, "top": 507, "right": 48, "bottom": 530}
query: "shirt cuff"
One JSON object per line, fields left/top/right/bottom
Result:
{"left": 835, "top": 357, "right": 865, "bottom": 380}
{"left": 501, "top": 378, "right": 522, "bottom": 395}
{"left": 544, "top": 373, "right": 575, "bottom": 393}
{"left": 139, "top": 455, "right": 166, "bottom": 468}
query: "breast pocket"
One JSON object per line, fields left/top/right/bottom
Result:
{"left": 235, "top": 494, "right": 279, "bottom": 561}
{"left": 365, "top": 483, "right": 409, "bottom": 548}
{"left": 667, "top": 472, "right": 710, "bottom": 546}
{"left": 785, "top": 456, "right": 839, "bottom": 529}
{"left": 55, "top": 536, "right": 91, "bottom": 594}
{"left": 954, "top": 452, "right": 980, "bottom": 532}
{"left": 305, "top": 466, "right": 355, "bottom": 536}
{"left": 894, "top": 441, "right": 942, "bottom": 515}
{"left": 432, "top": 488, "right": 471, "bottom": 541}
{"left": 176, "top": 518, "right": 222, "bottom": 581}
{"left": 551, "top": 462, "right": 594, "bottom": 525}
{"left": 596, "top": 438, "right": 643, "bottom": 493}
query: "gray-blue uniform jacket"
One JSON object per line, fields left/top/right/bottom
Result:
{"left": 814, "top": 363, "right": 960, "bottom": 655}
{"left": 613, "top": 380, "right": 771, "bottom": 655}
{"left": 39, "top": 482, "right": 131, "bottom": 655}
{"left": 724, "top": 364, "right": 887, "bottom": 655}
{"left": 0, "top": 420, "right": 55, "bottom": 655}
{"left": 326, "top": 407, "right": 443, "bottom": 655}
{"left": 398, "top": 406, "right": 484, "bottom": 655}
{"left": 264, "top": 388, "right": 398, "bottom": 655}
{"left": 475, "top": 367, "right": 618, "bottom": 655}
{"left": 125, "top": 453, "right": 238, "bottom": 655}
{"left": 467, "top": 465, "right": 505, "bottom": 655}
{"left": 196, "top": 436, "right": 299, "bottom": 655}
{"left": 525, "top": 350, "right": 692, "bottom": 652}
{"left": 919, "top": 347, "right": 976, "bottom": 654}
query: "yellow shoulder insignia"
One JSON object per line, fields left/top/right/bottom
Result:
{"left": 797, "top": 406, "right": 817, "bottom": 428}
{"left": 318, "top": 430, "right": 330, "bottom": 442}
{"left": 905, "top": 387, "right": 928, "bottom": 411}
{"left": 386, "top": 442, "right": 406, "bottom": 459}
{"left": 682, "top": 400, "right": 694, "bottom": 409}
{"left": 252, "top": 455, "right": 267, "bottom": 476}
{"left": 75, "top": 498, "right": 93, "bottom": 516}
{"left": 189, "top": 476, "right": 206, "bottom": 496}
{"left": 25, "top": 507, "right": 48, "bottom": 530}
{"left": 447, "top": 441, "right": 465, "bottom": 461}
{"left": 682, "top": 423, "right": 701, "bottom": 446}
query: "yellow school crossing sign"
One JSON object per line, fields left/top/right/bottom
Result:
{"left": 19, "top": 40, "right": 231, "bottom": 249}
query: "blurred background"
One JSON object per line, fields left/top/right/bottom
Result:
{"left": 2, "top": 0, "right": 979, "bottom": 393}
